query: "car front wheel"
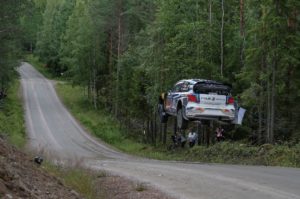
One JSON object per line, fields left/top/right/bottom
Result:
{"left": 177, "top": 107, "right": 188, "bottom": 129}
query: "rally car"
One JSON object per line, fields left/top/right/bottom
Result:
{"left": 158, "top": 79, "right": 237, "bottom": 129}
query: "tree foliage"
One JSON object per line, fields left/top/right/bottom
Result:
{"left": 0, "top": 0, "right": 29, "bottom": 90}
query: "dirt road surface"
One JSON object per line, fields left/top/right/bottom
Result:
{"left": 18, "top": 62, "right": 300, "bottom": 199}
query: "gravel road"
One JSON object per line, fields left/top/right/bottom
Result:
{"left": 19, "top": 62, "right": 300, "bottom": 199}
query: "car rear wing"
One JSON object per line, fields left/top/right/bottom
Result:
{"left": 193, "top": 81, "right": 232, "bottom": 95}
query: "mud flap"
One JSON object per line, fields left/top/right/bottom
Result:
{"left": 234, "top": 107, "right": 246, "bottom": 125}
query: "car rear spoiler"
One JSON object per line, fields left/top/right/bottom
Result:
{"left": 193, "top": 81, "right": 232, "bottom": 94}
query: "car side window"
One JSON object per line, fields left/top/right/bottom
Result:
{"left": 180, "top": 82, "right": 189, "bottom": 92}
{"left": 173, "top": 83, "right": 182, "bottom": 92}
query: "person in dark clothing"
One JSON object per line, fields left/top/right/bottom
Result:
{"left": 0, "top": 91, "right": 5, "bottom": 99}
{"left": 216, "top": 127, "right": 225, "bottom": 142}
{"left": 171, "top": 133, "right": 179, "bottom": 148}
{"left": 177, "top": 133, "right": 186, "bottom": 148}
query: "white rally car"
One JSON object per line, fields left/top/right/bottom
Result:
{"left": 158, "top": 79, "right": 237, "bottom": 129}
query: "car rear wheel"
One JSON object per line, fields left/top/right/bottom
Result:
{"left": 177, "top": 107, "right": 188, "bottom": 129}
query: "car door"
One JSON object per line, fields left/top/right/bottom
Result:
{"left": 167, "top": 83, "right": 183, "bottom": 114}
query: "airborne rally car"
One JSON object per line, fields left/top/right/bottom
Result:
{"left": 158, "top": 79, "right": 237, "bottom": 129}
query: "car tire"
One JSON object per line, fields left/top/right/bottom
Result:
{"left": 158, "top": 104, "right": 168, "bottom": 123}
{"left": 177, "top": 107, "right": 188, "bottom": 129}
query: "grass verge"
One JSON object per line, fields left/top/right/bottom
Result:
{"left": 43, "top": 163, "right": 99, "bottom": 199}
{"left": 0, "top": 76, "right": 26, "bottom": 148}
{"left": 184, "top": 142, "right": 300, "bottom": 167}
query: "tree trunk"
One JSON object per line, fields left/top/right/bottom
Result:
{"left": 266, "top": 66, "right": 271, "bottom": 143}
{"left": 258, "top": 55, "right": 265, "bottom": 144}
{"left": 197, "top": 122, "right": 201, "bottom": 145}
{"left": 269, "top": 0, "right": 280, "bottom": 143}
{"left": 240, "top": 0, "right": 245, "bottom": 68}
{"left": 150, "top": 117, "right": 154, "bottom": 145}
{"left": 93, "top": 68, "right": 97, "bottom": 110}
{"left": 115, "top": 0, "right": 123, "bottom": 117}
{"left": 239, "top": 0, "right": 245, "bottom": 37}
{"left": 258, "top": 91, "right": 263, "bottom": 144}
{"left": 30, "top": 42, "right": 33, "bottom": 53}
{"left": 209, "top": 0, "right": 212, "bottom": 25}
{"left": 209, "top": 0, "right": 212, "bottom": 64}
{"left": 108, "top": 30, "right": 113, "bottom": 76}
{"left": 270, "top": 60, "right": 276, "bottom": 144}
{"left": 220, "top": 0, "right": 225, "bottom": 77}
{"left": 93, "top": 47, "right": 97, "bottom": 110}
{"left": 106, "top": 30, "right": 114, "bottom": 110}
{"left": 154, "top": 111, "right": 157, "bottom": 146}
{"left": 163, "top": 122, "right": 167, "bottom": 145}
{"left": 206, "top": 125, "right": 210, "bottom": 147}
{"left": 146, "top": 119, "right": 150, "bottom": 143}
{"left": 270, "top": 31, "right": 278, "bottom": 143}
{"left": 88, "top": 73, "right": 92, "bottom": 100}
{"left": 196, "top": 1, "right": 200, "bottom": 65}
{"left": 159, "top": 123, "right": 163, "bottom": 143}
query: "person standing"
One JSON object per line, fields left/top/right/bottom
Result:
{"left": 216, "top": 127, "right": 224, "bottom": 142}
{"left": 178, "top": 132, "right": 186, "bottom": 148}
{"left": 188, "top": 128, "right": 197, "bottom": 148}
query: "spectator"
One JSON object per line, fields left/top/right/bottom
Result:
{"left": 216, "top": 127, "right": 225, "bottom": 142}
{"left": 188, "top": 128, "right": 198, "bottom": 148}
{"left": 177, "top": 132, "right": 186, "bottom": 148}
{"left": 171, "top": 133, "right": 179, "bottom": 148}
{"left": 0, "top": 90, "right": 6, "bottom": 99}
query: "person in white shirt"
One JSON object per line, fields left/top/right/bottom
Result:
{"left": 188, "top": 128, "right": 197, "bottom": 148}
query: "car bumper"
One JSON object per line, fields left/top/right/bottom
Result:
{"left": 185, "top": 106, "right": 235, "bottom": 122}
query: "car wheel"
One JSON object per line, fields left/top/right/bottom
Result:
{"left": 177, "top": 107, "right": 188, "bottom": 129}
{"left": 158, "top": 104, "right": 168, "bottom": 123}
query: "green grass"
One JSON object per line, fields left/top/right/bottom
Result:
{"left": 0, "top": 77, "right": 26, "bottom": 148}
{"left": 43, "top": 162, "right": 100, "bottom": 199}
{"left": 183, "top": 142, "right": 300, "bottom": 167}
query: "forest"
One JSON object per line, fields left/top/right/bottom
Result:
{"left": 1, "top": 0, "right": 300, "bottom": 146}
